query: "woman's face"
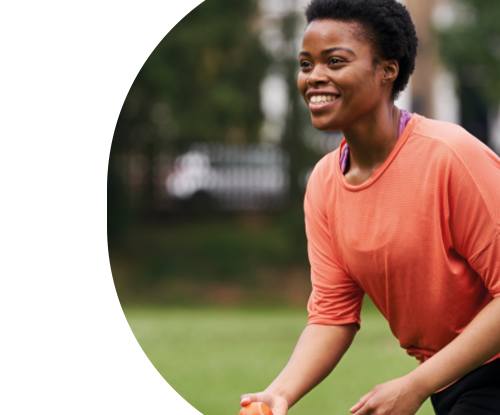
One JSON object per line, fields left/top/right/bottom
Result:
{"left": 297, "top": 19, "right": 387, "bottom": 132}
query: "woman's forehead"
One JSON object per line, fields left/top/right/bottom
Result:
{"left": 304, "top": 19, "right": 364, "bottom": 41}
{"left": 302, "top": 19, "right": 368, "bottom": 50}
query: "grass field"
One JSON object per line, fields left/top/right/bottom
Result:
{"left": 125, "top": 303, "right": 434, "bottom": 415}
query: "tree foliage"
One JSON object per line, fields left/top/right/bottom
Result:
{"left": 437, "top": 0, "right": 500, "bottom": 106}
{"left": 108, "top": 0, "right": 270, "bottom": 241}
{"left": 114, "top": 0, "right": 269, "bottom": 152}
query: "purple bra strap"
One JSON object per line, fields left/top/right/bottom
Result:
{"left": 399, "top": 109, "right": 413, "bottom": 137}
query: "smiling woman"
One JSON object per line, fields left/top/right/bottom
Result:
{"left": 239, "top": 1, "right": 500, "bottom": 415}
{"left": 298, "top": 20, "right": 389, "bottom": 134}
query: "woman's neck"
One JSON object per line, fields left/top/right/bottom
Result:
{"left": 343, "top": 104, "right": 400, "bottom": 185}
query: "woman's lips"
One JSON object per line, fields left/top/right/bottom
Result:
{"left": 308, "top": 96, "right": 339, "bottom": 112}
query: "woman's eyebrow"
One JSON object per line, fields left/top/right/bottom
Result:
{"left": 298, "top": 46, "right": 356, "bottom": 58}
{"left": 322, "top": 46, "right": 356, "bottom": 56}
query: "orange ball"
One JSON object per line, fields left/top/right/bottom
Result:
{"left": 239, "top": 402, "right": 273, "bottom": 415}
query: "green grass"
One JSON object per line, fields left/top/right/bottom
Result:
{"left": 125, "top": 304, "right": 435, "bottom": 415}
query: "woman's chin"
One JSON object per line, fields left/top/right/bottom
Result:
{"left": 311, "top": 117, "right": 341, "bottom": 132}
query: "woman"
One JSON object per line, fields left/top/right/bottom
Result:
{"left": 239, "top": 0, "right": 500, "bottom": 414}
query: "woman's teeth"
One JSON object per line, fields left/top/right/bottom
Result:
{"left": 310, "top": 95, "right": 335, "bottom": 103}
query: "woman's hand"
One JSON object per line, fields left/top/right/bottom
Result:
{"left": 238, "top": 325, "right": 357, "bottom": 415}
{"left": 349, "top": 296, "right": 500, "bottom": 415}
{"left": 349, "top": 376, "right": 426, "bottom": 415}
{"left": 240, "top": 392, "right": 289, "bottom": 415}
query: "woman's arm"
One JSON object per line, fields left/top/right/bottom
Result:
{"left": 240, "top": 323, "right": 358, "bottom": 415}
{"left": 350, "top": 296, "right": 500, "bottom": 415}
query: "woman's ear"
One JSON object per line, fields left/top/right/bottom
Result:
{"left": 382, "top": 60, "right": 399, "bottom": 85}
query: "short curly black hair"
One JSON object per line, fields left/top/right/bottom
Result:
{"left": 305, "top": 0, "right": 418, "bottom": 99}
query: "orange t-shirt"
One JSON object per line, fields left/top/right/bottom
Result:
{"left": 304, "top": 114, "right": 500, "bottom": 364}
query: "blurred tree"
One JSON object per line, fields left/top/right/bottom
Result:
{"left": 438, "top": 0, "right": 500, "bottom": 105}
{"left": 280, "top": 11, "right": 318, "bottom": 264}
{"left": 129, "top": 0, "right": 269, "bottom": 147}
{"left": 436, "top": 0, "right": 500, "bottom": 143}
{"left": 109, "top": 0, "right": 270, "bottom": 241}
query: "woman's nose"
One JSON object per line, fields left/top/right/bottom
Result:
{"left": 308, "top": 66, "right": 329, "bottom": 85}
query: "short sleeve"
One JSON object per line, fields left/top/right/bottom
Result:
{"left": 469, "top": 234, "right": 500, "bottom": 298}
{"left": 447, "top": 133, "right": 500, "bottom": 297}
{"left": 304, "top": 161, "right": 365, "bottom": 327}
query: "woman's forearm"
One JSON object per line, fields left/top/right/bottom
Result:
{"left": 348, "top": 297, "right": 500, "bottom": 415}
{"left": 264, "top": 323, "right": 358, "bottom": 408}
{"left": 407, "top": 296, "right": 500, "bottom": 399}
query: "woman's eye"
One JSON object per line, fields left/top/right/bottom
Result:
{"left": 300, "top": 61, "right": 312, "bottom": 69}
{"left": 329, "top": 58, "right": 341, "bottom": 64}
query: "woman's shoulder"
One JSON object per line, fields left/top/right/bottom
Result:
{"left": 411, "top": 116, "right": 468, "bottom": 144}
{"left": 409, "top": 115, "right": 499, "bottom": 168}
{"left": 308, "top": 149, "right": 340, "bottom": 186}
{"left": 305, "top": 149, "right": 340, "bottom": 205}
{"left": 411, "top": 116, "right": 489, "bottom": 151}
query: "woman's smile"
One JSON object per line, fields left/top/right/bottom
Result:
{"left": 307, "top": 92, "right": 341, "bottom": 112}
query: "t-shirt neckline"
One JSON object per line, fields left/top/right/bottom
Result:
{"left": 335, "top": 113, "right": 422, "bottom": 191}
